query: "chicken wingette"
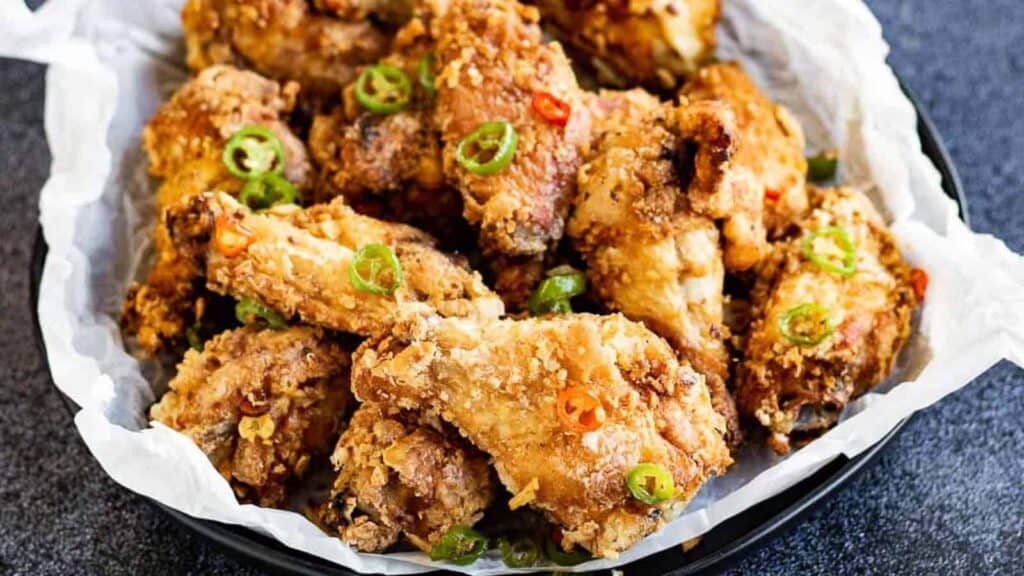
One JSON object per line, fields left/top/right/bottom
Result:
{"left": 351, "top": 313, "right": 732, "bottom": 558}
{"left": 736, "top": 187, "right": 917, "bottom": 454}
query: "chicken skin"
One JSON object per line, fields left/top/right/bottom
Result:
{"left": 681, "top": 62, "right": 809, "bottom": 237}
{"left": 318, "top": 403, "right": 495, "bottom": 552}
{"left": 164, "top": 192, "right": 503, "bottom": 337}
{"left": 150, "top": 325, "right": 351, "bottom": 506}
{"left": 736, "top": 187, "right": 917, "bottom": 454}
{"left": 537, "top": 0, "right": 720, "bottom": 91}
{"left": 434, "top": 0, "right": 593, "bottom": 305}
{"left": 182, "top": 0, "right": 390, "bottom": 106}
{"left": 351, "top": 313, "right": 732, "bottom": 558}
{"left": 569, "top": 104, "right": 740, "bottom": 447}
{"left": 122, "top": 65, "right": 312, "bottom": 355}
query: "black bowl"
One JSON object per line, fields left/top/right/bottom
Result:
{"left": 30, "top": 79, "right": 967, "bottom": 576}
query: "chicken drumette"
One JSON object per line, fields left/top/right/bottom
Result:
{"left": 151, "top": 325, "right": 351, "bottom": 506}
{"left": 164, "top": 192, "right": 503, "bottom": 337}
{"left": 122, "top": 65, "right": 312, "bottom": 355}
{"left": 318, "top": 403, "right": 495, "bottom": 552}
{"left": 351, "top": 313, "right": 731, "bottom": 558}
{"left": 569, "top": 102, "right": 741, "bottom": 446}
{"left": 736, "top": 187, "right": 917, "bottom": 454}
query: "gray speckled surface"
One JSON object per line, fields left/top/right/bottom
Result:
{"left": 1, "top": 1, "right": 1022, "bottom": 575}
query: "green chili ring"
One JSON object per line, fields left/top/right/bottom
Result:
{"left": 801, "top": 226, "right": 857, "bottom": 277}
{"left": 429, "top": 526, "right": 489, "bottom": 565}
{"left": 778, "top": 302, "right": 835, "bottom": 346}
{"left": 626, "top": 463, "right": 675, "bottom": 505}
{"left": 497, "top": 535, "right": 540, "bottom": 568}
{"left": 418, "top": 52, "right": 436, "bottom": 96}
{"left": 355, "top": 64, "right": 412, "bottom": 114}
{"left": 348, "top": 243, "right": 404, "bottom": 295}
{"left": 456, "top": 120, "right": 518, "bottom": 176}
{"left": 234, "top": 297, "right": 287, "bottom": 330}
{"left": 222, "top": 125, "right": 286, "bottom": 179}
{"left": 543, "top": 538, "right": 592, "bottom": 566}
{"left": 807, "top": 152, "right": 839, "bottom": 182}
{"left": 528, "top": 272, "right": 587, "bottom": 316}
{"left": 239, "top": 173, "right": 300, "bottom": 211}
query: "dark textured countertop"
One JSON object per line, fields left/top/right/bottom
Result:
{"left": 1, "top": 1, "right": 1022, "bottom": 575}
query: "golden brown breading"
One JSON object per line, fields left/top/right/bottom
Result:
{"left": 583, "top": 88, "right": 665, "bottom": 148}
{"left": 122, "top": 66, "right": 312, "bottom": 355}
{"left": 313, "top": 0, "right": 413, "bottom": 23}
{"left": 569, "top": 104, "right": 741, "bottom": 447}
{"left": 434, "top": 0, "right": 593, "bottom": 299}
{"left": 681, "top": 62, "right": 809, "bottom": 237}
{"left": 318, "top": 403, "right": 494, "bottom": 552}
{"left": 150, "top": 325, "right": 351, "bottom": 506}
{"left": 736, "top": 187, "right": 917, "bottom": 454}
{"left": 671, "top": 99, "right": 767, "bottom": 271}
{"left": 164, "top": 192, "right": 504, "bottom": 337}
{"left": 181, "top": 0, "right": 390, "bottom": 106}
{"left": 537, "top": 0, "right": 719, "bottom": 91}
{"left": 350, "top": 313, "right": 731, "bottom": 558}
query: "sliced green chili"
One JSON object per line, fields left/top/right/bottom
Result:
{"left": 528, "top": 271, "right": 587, "bottom": 316}
{"left": 778, "top": 303, "right": 834, "bottom": 346}
{"left": 497, "top": 535, "right": 540, "bottom": 568}
{"left": 417, "top": 52, "right": 436, "bottom": 96}
{"left": 429, "top": 526, "right": 488, "bottom": 566}
{"left": 348, "top": 244, "right": 404, "bottom": 295}
{"left": 807, "top": 151, "right": 839, "bottom": 182}
{"left": 626, "top": 463, "right": 675, "bottom": 505}
{"left": 801, "top": 226, "right": 857, "bottom": 277}
{"left": 543, "top": 538, "right": 592, "bottom": 566}
{"left": 456, "top": 120, "right": 518, "bottom": 175}
{"left": 355, "top": 64, "right": 412, "bottom": 114}
{"left": 185, "top": 322, "right": 205, "bottom": 351}
{"left": 222, "top": 126, "right": 285, "bottom": 179}
{"left": 234, "top": 297, "right": 287, "bottom": 330}
{"left": 239, "top": 173, "right": 300, "bottom": 211}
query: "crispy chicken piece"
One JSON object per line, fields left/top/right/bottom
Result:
{"left": 318, "top": 403, "right": 494, "bottom": 552}
{"left": 736, "top": 187, "right": 917, "bottom": 454}
{"left": 150, "top": 326, "right": 351, "bottom": 506}
{"left": 569, "top": 104, "right": 740, "bottom": 447}
{"left": 671, "top": 99, "right": 767, "bottom": 271}
{"left": 537, "top": 0, "right": 719, "bottom": 91}
{"left": 434, "top": 0, "right": 593, "bottom": 305}
{"left": 122, "top": 66, "right": 312, "bottom": 354}
{"left": 182, "top": 0, "right": 390, "bottom": 106}
{"left": 351, "top": 313, "right": 731, "bottom": 558}
{"left": 681, "top": 62, "right": 809, "bottom": 237}
{"left": 165, "top": 192, "right": 504, "bottom": 337}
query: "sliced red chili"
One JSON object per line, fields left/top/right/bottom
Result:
{"left": 910, "top": 268, "right": 928, "bottom": 302}
{"left": 531, "top": 91, "right": 571, "bottom": 127}
{"left": 765, "top": 188, "right": 781, "bottom": 202}
{"left": 213, "top": 215, "right": 253, "bottom": 257}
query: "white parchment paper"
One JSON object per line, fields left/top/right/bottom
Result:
{"left": 5, "top": 0, "right": 1024, "bottom": 573}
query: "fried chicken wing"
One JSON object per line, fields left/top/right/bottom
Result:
{"left": 350, "top": 313, "right": 731, "bottom": 558}
{"left": 681, "top": 62, "right": 809, "bottom": 236}
{"left": 182, "top": 0, "right": 390, "bottom": 106}
{"left": 122, "top": 65, "right": 312, "bottom": 354}
{"left": 671, "top": 99, "right": 766, "bottom": 271}
{"left": 165, "top": 192, "right": 503, "bottom": 337}
{"left": 537, "top": 0, "right": 719, "bottom": 91}
{"left": 151, "top": 325, "right": 351, "bottom": 506}
{"left": 434, "top": 0, "right": 592, "bottom": 304}
{"left": 569, "top": 104, "right": 740, "bottom": 446}
{"left": 736, "top": 187, "right": 917, "bottom": 454}
{"left": 318, "top": 403, "right": 495, "bottom": 552}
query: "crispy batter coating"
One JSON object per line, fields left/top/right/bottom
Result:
{"left": 671, "top": 99, "right": 767, "bottom": 271}
{"left": 537, "top": 0, "right": 719, "bottom": 91}
{"left": 165, "top": 192, "right": 504, "bottom": 337}
{"left": 122, "top": 66, "right": 311, "bottom": 355}
{"left": 569, "top": 104, "right": 740, "bottom": 447}
{"left": 350, "top": 313, "right": 731, "bottom": 558}
{"left": 434, "top": 0, "right": 592, "bottom": 263}
{"left": 583, "top": 88, "right": 664, "bottom": 147}
{"left": 318, "top": 403, "right": 494, "bottom": 552}
{"left": 313, "top": 0, "right": 413, "bottom": 23}
{"left": 736, "top": 187, "right": 917, "bottom": 454}
{"left": 181, "top": 0, "right": 390, "bottom": 105}
{"left": 682, "top": 62, "right": 809, "bottom": 237}
{"left": 150, "top": 326, "right": 351, "bottom": 506}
